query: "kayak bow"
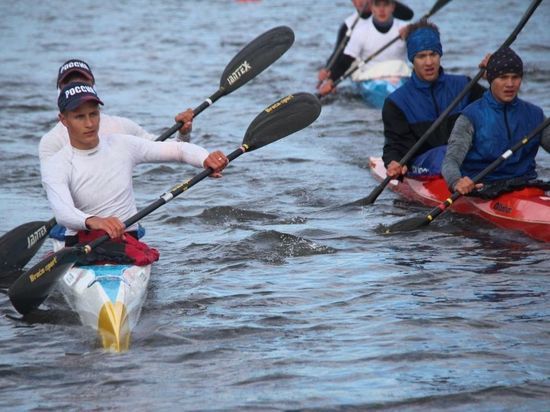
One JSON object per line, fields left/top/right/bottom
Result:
{"left": 54, "top": 241, "right": 151, "bottom": 352}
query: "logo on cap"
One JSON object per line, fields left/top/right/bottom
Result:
{"left": 59, "top": 60, "right": 91, "bottom": 75}
{"left": 58, "top": 82, "right": 104, "bottom": 112}
{"left": 57, "top": 59, "right": 95, "bottom": 88}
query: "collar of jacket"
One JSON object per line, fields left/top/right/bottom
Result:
{"left": 484, "top": 89, "right": 520, "bottom": 111}
{"left": 411, "top": 67, "right": 446, "bottom": 89}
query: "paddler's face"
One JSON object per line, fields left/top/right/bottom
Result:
{"left": 59, "top": 101, "right": 101, "bottom": 150}
{"left": 352, "top": 0, "right": 371, "bottom": 13}
{"left": 413, "top": 50, "right": 441, "bottom": 83}
{"left": 491, "top": 73, "right": 522, "bottom": 104}
{"left": 372, "top": 1, "right": 395, "bottom": 22}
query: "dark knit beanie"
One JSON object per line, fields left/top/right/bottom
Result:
{"left": 486, "top": 47, "right": 523, "bottom": 83}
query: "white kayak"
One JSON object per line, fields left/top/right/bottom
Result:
{"left": 53, "top": 240, "right": 151, "bottom": 352}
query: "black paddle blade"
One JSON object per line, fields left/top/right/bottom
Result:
{"left": 220, "top": 26, "right": 294, "bottom": 95}
{"left": 351, "top": 177, "right": 392, "bottom": 207}
{"left": 0, "top": 218, "right": 56, "bottom": 272}
{"left": 8, "top": 247, "right": 82, "bottom": 315}
{"left": 243, "top": 93, "right": 322, "bottom": 151}
{"left": 344, "top": 188, "right": 383, "bottom": 207}
{"left": 382, "top": 215, "right": 431, "bottom": 234}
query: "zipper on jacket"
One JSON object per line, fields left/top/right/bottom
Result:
{"left": 503, "top": 105, "right": 512, "bottom": 140}
{"left": 430, "top": 84, "right": 440, "bottom": 116}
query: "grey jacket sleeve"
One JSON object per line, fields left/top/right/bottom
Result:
{"left": 442, "top": 115, "right": 475, "bottom": 190}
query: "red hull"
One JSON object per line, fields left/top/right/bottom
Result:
{"left": 369, "top": 157, "right": 550, "bottom": 242}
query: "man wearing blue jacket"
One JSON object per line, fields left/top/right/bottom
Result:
{"left": 442, "top": 47, "right": 550, "bottom": 195}
{"left": 382, "top": 21, "right": 485, "bottom": 178}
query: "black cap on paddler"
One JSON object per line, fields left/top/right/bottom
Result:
{"left": 57, "top": 59, "right": 95, "bottom": 88}
{"left": 58, "top": 82, "right": 104, "bottom": 113}
{"left": 486, "top": 47, "right": 523, "bottom": 83}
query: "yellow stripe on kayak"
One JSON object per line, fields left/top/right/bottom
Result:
{"left": 98, "top": 302, "right": 130, "bottom": 352}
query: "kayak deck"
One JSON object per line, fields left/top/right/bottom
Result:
{"left": 369, "top": 157, "right": 550, "bottom": 242}
{"left": 53, "top": 241, "right": 151, "bottom": 352}
{"left": 353, "top": 77, "right": 406, "bottom": 109}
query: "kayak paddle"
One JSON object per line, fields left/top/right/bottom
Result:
{"left": 0, "top": 218, "right": 57, "bottom": 274}
{"left": 0, "top": 25, "right": 294, "bottom": 274}
{"left": 8, "top": 92, "right": 322, "bottom": 315}
{"left": 383, "top": 118, "right": 550, "bottom": 233}
{"left": 157, "top": 25, "right": 295, "bottom": 141}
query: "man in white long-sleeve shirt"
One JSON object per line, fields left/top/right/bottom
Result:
{"left": 39, "top": 59, "right": 194, "bottom": 162}
{"left": 41, "top": 82, "right": 228, "bottom": 243}
{"left": 41, "top": 59, "right": 196, "bottom": 241}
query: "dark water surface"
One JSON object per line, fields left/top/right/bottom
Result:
{"left": 1, "top": 1, "right": 549, "bottom": 410}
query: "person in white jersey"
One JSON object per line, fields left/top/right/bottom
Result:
{"left": 319, "top": 0, "right": 409, "bottom": 96}
{"left": 316, "top": 0, "right": 413, "bottom": 87}
{"left": 41, "top": 82, "right": 228, "bottom": 244}
{"left": 39, "top": 59, "right": 194, "bottom": 162}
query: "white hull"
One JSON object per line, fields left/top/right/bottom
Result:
{"left": 53, "top": 240, "right": 151, "bottom": 352}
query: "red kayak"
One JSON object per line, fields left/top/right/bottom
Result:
{"left": 369, "top": 157, "right": 550, "bottom": 242}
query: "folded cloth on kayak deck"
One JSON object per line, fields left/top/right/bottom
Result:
{"left": 66, "top": 229, "right": 159, "bottom": 266}
{"left": 468, "top": 177, "right": 550, "bottom": 199}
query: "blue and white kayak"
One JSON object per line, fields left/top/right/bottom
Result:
{"left": 351, "top": 59, "right": 410, "bottom": 108}
{"left": 354, "top": 77, "right": 407, "bottom": 108}
{"left": 53, "top": 240, "right": 151, "bottom": 352}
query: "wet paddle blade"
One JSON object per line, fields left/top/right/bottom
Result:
{"left": 383, "top": 215, "right": 431, "bottom": 234}
{"left": 220, "top": 26, "right": 294, "bottom": 95}
{"left": 0, "top": 218, "right": 56, "bottom": 273}
{"left": 348, "top": 179, "right": 390, "bottom": 207}
{"left": 8, "top": 247, "right": 82, "bottom": 315}
{"left": 345, "top": 197, "right": 371, "bottom": 207}
{"left": 243, "top": 93, "right": 321, "bottom": 151}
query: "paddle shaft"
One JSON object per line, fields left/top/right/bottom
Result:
{"left": 82, "top": 146, "right": 247, "bottom": 253}
{"left": 358, "top": 0, "right": 543, "bottom": 206}
{"left": 423, "top": 118, "right": 550, "bottom": 223}
{"left": 155, "top": 88, "right": 226, "bottom": 141}
{"left": 325, "top": 4, "right": 369, "bottom": 73}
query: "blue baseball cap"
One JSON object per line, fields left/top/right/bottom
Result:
{"left": 58, "top": 82, "right": 104, "bottom": 112}
{"left": 57, "top": 59, "right": 95, "bottom": 88}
